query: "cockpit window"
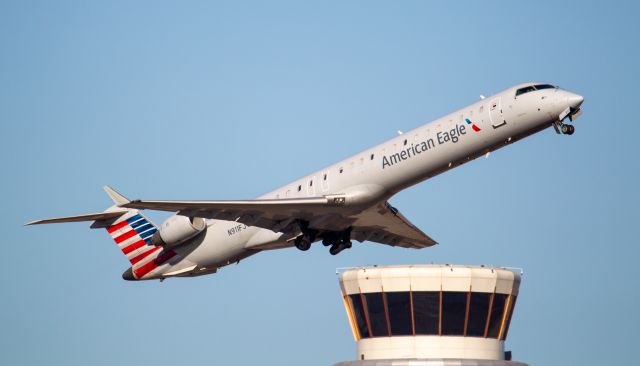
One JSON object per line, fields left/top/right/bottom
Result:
{"left": 515, "top": 84, "right": 557, "bottom": 97}
{"left": 533, "top": 84, "right": 555, "bottom": 90}
{"left": 515, "top": 86, "right": 536, "bottom": 96}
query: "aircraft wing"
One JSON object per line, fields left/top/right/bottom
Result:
{"left": 123, "top": 197, "right": 338, "bottom": 231}
{"left": 351, "top": 202, "right": 437, "bottom": 249}
{"left": 123, "top": 197, "right": 436, "bottom": 249}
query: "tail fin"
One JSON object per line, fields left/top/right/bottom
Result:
{"left": 27, "top": 186, "right": 177, "bottom": 280}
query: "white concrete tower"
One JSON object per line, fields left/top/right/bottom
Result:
{"left": 335, "top": 264, "right": 527, "bottom": 366}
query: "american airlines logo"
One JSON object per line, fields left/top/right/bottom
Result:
{"left": 382, "top": 124, "right": 470, "bottom": 169}
{"left": 465, "top": 118, "right": 482, "bottom": 132}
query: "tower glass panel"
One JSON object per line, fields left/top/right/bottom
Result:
{"left": 467, "top": 292, "right": 491, "bottom": 337}
{"left": 349, "top": 294, "right": 370, "bottom": 338}
{"left": 441, "top": 291, "right": 468, "bottom": 335}
{"left": 487, "top": 293, "right": 508, "bottom": 338}
{"left": 386, "top": 291, "right": 413, "bottom": 336}
{"left": 412, "top": 291, "right": 440, "bottom": 335}
{"left": 363, "top": 292, "right": 389, "bottom": 337}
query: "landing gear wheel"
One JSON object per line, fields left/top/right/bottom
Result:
{"left": 561, "top": 124, "right": 575, "bottom": 135}
{"left": 329, "top": 244, "right": 342, "bottom": 255}
{"left": 294, "top": 236, "right": 311, "bottom": 251}
{"left": 329, "top": 240, "right": 352, "bottom": 255}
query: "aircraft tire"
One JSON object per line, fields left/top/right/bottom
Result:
{"left": 329, "top": 244, "right": 342, "bottom": 255}
{"left": 295, "top": 237, "right": 311, "bottom": 251}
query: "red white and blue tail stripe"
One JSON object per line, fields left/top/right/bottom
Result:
{"left": 106, "top": 211, "right": 176, "bottom": 279}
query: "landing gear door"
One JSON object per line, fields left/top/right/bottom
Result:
{"left": 489, "top": 97, "right": 506, "bottom": 128}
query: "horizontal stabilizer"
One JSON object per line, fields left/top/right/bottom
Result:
{"left": 26, "top": 211, "right": 128, "bottom": 226}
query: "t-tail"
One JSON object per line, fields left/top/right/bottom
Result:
{"left": 26, "top": 186, "right": 177, "bottom": 281}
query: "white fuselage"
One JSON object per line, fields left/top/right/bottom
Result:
{"left": 155, "top": 83, "right": 583, "bottom": 279}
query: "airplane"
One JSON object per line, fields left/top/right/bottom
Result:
{"left": 28, "top": 82, "right": 584, "bottom": 281}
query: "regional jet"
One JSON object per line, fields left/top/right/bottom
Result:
{"left": 28, "top": 83, "right": 584, "bottom": 281}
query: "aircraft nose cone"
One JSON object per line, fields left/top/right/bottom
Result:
{"left": 567, "top": 93, "right": 584, "bottom": 109}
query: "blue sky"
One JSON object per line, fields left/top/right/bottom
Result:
{"left": 1, "top": 1, "right": 639, "bottom": 365}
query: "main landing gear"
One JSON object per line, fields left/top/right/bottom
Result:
{"left": 293, "top": 220, "right": 318, "bottom": 251}
{"left": 294, "top": 226, "right": 316, "bottom": 251}
{"left": 293, "top": 221, "right": 353, "bottom": 255}
{"left": 322, "top": 228, "right": 352, "bottom": 256}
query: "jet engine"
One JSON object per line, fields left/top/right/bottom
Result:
{"left": 149, "top": 215, "right": 206, "bottom": 249}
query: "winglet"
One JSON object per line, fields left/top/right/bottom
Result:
{"left": 104, "top": 186, "right": 129, "bottom": 206}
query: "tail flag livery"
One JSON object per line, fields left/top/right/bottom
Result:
{"left": 105, "top": 211, "right": 177, "bottom": 279}
{"left": 27, "top": 186, "right": 176, "bottom": 280}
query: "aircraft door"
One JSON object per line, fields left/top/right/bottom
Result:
{"left": 489, "top": 97, "right": 506, "bottom": 128}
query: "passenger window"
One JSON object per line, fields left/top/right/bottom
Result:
{"left": 297, "top": 185, "right": 301, "bottom": 192}
{"left": 339, "top": 167, "right": 344, "bottom": 174}
{"left": 323, "top": 174, "right": 327, "bottom": 180}
{"left": 370, "top": 153, "right": 374, "bottom": 160}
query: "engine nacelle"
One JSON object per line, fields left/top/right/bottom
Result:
{"left": 150, "top": 215, "right": 206, "bottom": 249}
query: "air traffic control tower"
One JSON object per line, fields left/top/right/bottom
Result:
{"left": 335, "top": 265, "right": 526, "bottom": 366}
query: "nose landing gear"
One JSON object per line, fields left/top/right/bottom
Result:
{"left": 554, "top": 120, "right": 575, "bottom": 135}
{"left": 561, "top": 124, "right": 575, "bottom": 135}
